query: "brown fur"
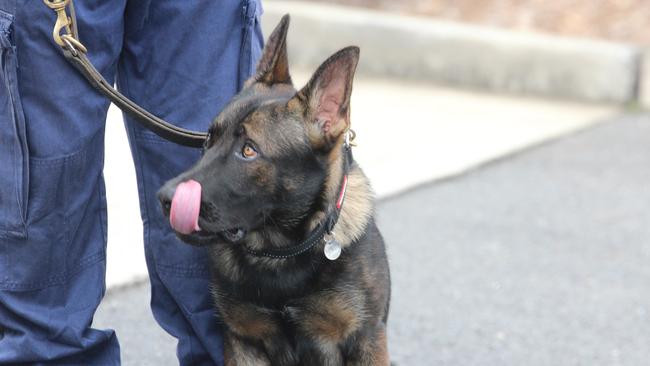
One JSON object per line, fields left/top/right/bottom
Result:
{"left": 224, "top": 335, "right": 271, "bottom": 366}
{"left": 290, "top": 289, "right": 367, "bottom": 343}
{"left": 159, "top": 15, "right": 390, "bottom": 366}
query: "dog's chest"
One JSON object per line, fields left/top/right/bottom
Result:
{"left": 217, "top": 287, "right": 366, "bottom": 345}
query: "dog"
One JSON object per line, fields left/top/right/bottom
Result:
{"left": 158, "top": 15, "right": 390, "bottom": 365}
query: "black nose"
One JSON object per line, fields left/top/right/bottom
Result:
{"left": 157, "top": 182, "right": 176, "bottom": 217}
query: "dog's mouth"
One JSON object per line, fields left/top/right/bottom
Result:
{"left": 176, "top": 226, "right": 247, "bottom": 246}
{"left": 162, "top": 179, "right": 249, "bottom": 245}
{"left": 218, "top": 227, "right": 247, "bottom": 243}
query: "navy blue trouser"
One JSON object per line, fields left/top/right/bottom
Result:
{"left": 0, "top": 0, "right": 263, "bottom": 364}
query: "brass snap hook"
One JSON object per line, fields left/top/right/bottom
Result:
{"left": 43, "top": 0, "right": 87, "bottom": 54}
{"left": 44, "top": 0, "right": 72, "bottom": 47}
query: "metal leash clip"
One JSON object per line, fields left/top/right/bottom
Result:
{"left": 344, "top": 128, "right": 357, "bottom": 147}
{"left": 44, "top": 0, "right": 87, "bottom": 56}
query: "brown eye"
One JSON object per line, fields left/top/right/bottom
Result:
{"left": 242, "top": 143, "right": 258, "bottom": 159}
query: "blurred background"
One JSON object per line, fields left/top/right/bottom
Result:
{"left": 300, "top": 0, "right": 650, "bottom": 43}
{"left": 95, "top": 1, "right": 650, "bottom": 365}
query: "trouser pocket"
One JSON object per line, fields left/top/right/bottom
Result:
{"left": 0, "top": 131, "right": 107, "bottom": 290}
{"left": 0, "top": 10, "right": 28, "bottom": 239}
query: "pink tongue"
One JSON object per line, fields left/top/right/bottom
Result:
{"left": 170, "top": 180, "right": 202, "bottom": 234}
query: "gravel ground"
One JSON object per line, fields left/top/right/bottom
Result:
{"left": 95, "top": 114, "right": 650, "bottom": 365}
{"left": 294, "top": 0, "right": 650, "bottom": 44}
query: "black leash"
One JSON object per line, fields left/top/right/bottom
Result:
{"left": 244, "top": 144, "right": 353, "bottom": 260}
{"left": 44, "top": 0, "right": 208, "bottom": 148}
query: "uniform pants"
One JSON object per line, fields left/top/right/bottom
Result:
{"left": 0, "top": 0, "right": 263, "bottom": 364}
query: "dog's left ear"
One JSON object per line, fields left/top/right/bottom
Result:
{"left": 295, "top": 46, "right": 360, "bottom": 150}
{"left": 254, "top": 14, "right": 292, "bottom": 85}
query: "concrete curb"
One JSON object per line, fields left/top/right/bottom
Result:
{"left": 262, "top": 1, "right": 642, "bottom": 104}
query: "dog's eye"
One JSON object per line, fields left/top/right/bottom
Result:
{"left": 241, "top": 143, "right": 258, "bottom": 159}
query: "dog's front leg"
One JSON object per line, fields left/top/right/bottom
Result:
{"left": 224, "top": 331, "right": 271, "bottom": 366}
{"left": 344, "top": 324, "right": 390, "bottom": 366}
{"left": 295, "top": 338, "right": 344, "bottom": 366}
{"left": 223, "top": 329, "right": 298, "bottom": 366}
{"left": 286, "top": 289, "right": 368, "bottom": 365}
{"left": 261, "top": 335, "right": 300, "bottom": 366}
{"left": 219, "top": 300, "right": 298, "bottom": 365}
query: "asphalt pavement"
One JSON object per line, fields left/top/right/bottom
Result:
{"left": 94, "top": 114, "right": 650, "bottom": 365}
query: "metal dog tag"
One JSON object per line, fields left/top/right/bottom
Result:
{"left": 323, "top": 233, "right": 341, "bottom": 260}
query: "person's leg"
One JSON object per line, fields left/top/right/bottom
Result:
{"left": 117, "top": 0, "right": 263, "bottom": 364}
{"left": 0, "top": 0, "right": 125, "bottom": 364}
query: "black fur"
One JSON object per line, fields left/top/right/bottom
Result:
{"left": 158, "top": 15, "right": 390, "bottom": 365}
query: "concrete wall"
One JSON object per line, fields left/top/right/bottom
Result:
{"left": 262, "top": 1, "right": 642, "bottom": 104}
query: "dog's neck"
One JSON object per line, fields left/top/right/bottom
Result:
{"left": 244, "top": 143, "right": 374, "bottom": 254}
{"left": 306, "top": 143, "right": 374, "bottom": 249}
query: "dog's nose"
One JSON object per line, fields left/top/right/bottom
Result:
{"left": 157, "top": 182, "right": 176, "bottom": 217}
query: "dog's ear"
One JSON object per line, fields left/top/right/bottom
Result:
{"left": 254, "top": 14, "right": 292, "bottom": 85}
{"left": 294, "top": 46, "right": 359, "bottom": 149}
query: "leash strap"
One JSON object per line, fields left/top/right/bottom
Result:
{"left": 44, "top": 0, "right": 208, "bottom": 148}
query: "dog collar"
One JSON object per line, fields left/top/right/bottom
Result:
{"left": 244, "top": 143, "right": 353, "bottom": 260}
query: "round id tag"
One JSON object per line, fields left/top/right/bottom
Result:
{"left": 324, "top": 233, "right": 342, "bottom": 260}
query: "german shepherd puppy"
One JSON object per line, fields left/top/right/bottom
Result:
{"left": 158, "top": 15, "right": 390, "bottom": 365}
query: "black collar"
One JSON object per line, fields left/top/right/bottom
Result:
{"left": 244, "top": 144, "right": 353, "bottom": 259}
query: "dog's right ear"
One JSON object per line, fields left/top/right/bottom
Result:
{"left": 254, "top": 14, "right": 292, "bottom": 85}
